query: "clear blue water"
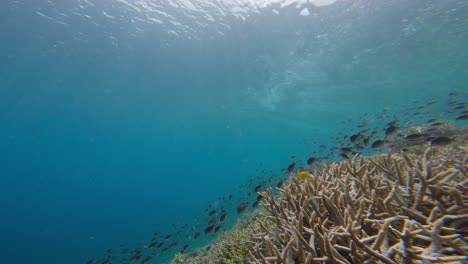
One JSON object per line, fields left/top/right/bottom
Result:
{"left": 0, "top": 0, "right": 467, "bottom": 263}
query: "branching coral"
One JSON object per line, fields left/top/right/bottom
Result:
{"left": 249, "top": 145, "right": 468, "bottom": 263}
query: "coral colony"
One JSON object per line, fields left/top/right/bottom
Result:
{"left": 176, "top": 140, "right": 467, "bottom": 263}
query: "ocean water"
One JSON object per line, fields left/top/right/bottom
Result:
{"left": 0, "top": 0, "right": 467, "bottom": 263}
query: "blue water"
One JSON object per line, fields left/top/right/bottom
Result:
{"left": 1, "top": 0, "right": 467, "bottom": 263}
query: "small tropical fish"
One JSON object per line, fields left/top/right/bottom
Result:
{"left": 214, "top": 226, "right": 222, "bottom": 233}
{"left": 141, "top": 256, "right": 153, "bottom": 264}
{"left": 277, "top": 180, "right": 283, "bottom": 188}
{"left": 363, "top": 137, "right": 371, "bottom": 146}
{"left": 371, "top": 140, "right": 385, "bottom": 149}
{"left": 340, "top": 147, "right": 353, "bottom": 153}
{"left": 164, "top": 235, "right": 172, "bottom": 240}
{"left": 456, "top": 114, "right": 468, "bottom": 120}
{"left": 387, "top": 120, "right": 398, "bottom": 126}
{"left": 254, "top": 184, "right": 262, "bottom": 192}
{"left": 385, "top": 125, "right": 398, "bottom": 135}
{"left": 168, "top": 242, "right": 178, "bottom": 249}
{"left": 405, "top": 134, "right": 424, "bottom": 141}
{"left": 208, "top": 210, "right": 217, "bottom": 216}
{"left": 86, "top": 260, "right": 95, "bottom": 264}
{"left": 256, "top": 194, "right": 263, "bottom": 202}
{"left": 339, "top": 153, "right": 350, "bottom": 160}
{"left": 430, "top": 122, "right": 443, "bottom": 127}
{"left": 306, "top": 157, "right": 316, "bottom": 166}
{"left": 237, "top": 203, "right": 248, "bottom": 214}
{"left": 219, "top": 213, "right": 227, "bottom": 222}
{"left": 182, "top": 244, "right": 189, "bottom": 251}
{"left": 287, "top": 163, "right": 296, "bottom": 173}
{"left": 431, "top": 136, "right": 453, "bottom": 146}
{"left": 350, "top": 133, "right": 362, "bottom": 143}
{"left": 252, "top": 201, "right": 259, "bottom": 208}
{"left": 297, "top": 171, "right": 311, "bottom": 181}
{"left": 194, "top": 232, "right": 200, "bottom": 240}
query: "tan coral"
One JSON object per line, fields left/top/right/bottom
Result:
{"left": 249, "top": 146, "right": 468, "bottom": 264}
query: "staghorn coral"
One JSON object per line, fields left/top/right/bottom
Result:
{"left": 249, "top": 145, "right": 468, "bottom": 264}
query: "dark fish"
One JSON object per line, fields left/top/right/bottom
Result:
{"left": 165, "top": 235, "right": 172, "bottom": 240}
{"left": 339, "top": 153, "right": 350, "bottom": 160}
{"left": 254, "top": 184, "right": 262, "bottom": 193}
{"left": 448, "top": 100, "right": 457, "bottom": 105}
{"left": 454, "top": 105, "right": 465, "bottom": 110}
{"left": 350, "top": 134, "right": 362, "bottom": 143}
{"left": 149, "top": 241, "right": 157, "bottom": 248}
{"left": 208, "top": 210, "right": 217, "bottom": 216}
{"left": 371, "top": 140, "right": 385, "bottom": 149}
{"left": 220, "top": 213, "right": 227, "bottom": 222}
{"left": 287, "top": 163, "right": 296, "bottom": 173}
{"left": 208, "top": 218, "right": 218, "bottom": 226}
{"left": 194, "top": 232, "right": 200, "bottom": 240}
{"left": 229, "top": 194, "right": 233, "bottom": 200}
{"left": 385, "top": 126, "right": 398, "bottom": 136}
{"left": 169, "top": 242, "right": 179, "bottom": 249}
{"left": 141, "top": 256, "right": 153, "bottom": 264}
{"left": 182, "top": 244, "right": 189, "bottom": 251}
{"left": 204, "top": 225, "right": 214, "bottom": 234}
{"left": 237, "top": 203, "right": 248, "bottom": 214}
{"left": 387, "top": 120, "right": 398, "bottom": 126}
{"left": 363, "top": 137, "right": 371, "bottom": 146}
{"left": 256, "top": 194, "right": 263, "bottom": 202}
{"left": 427, "top": 118, "right": 438, "bottom": 123}
{"left": 405, "top": 134, "right": 424, "bottom": 141}
{"left": 86, "top": 260, "right": 95, "bottom": 264}
{"left": 214, "top": 226, "right": 222, "bottom": 233}
{"left": 430, "top": 122, "right": 443, "bottom": 127}
{"left": 456, "top": 114, "right": 468, "bottom": 120}
{"left": 252, "top": 201, "right": 259, "bottom": 208}
{"left": 156, "top": 243, "right": 164, "bottom": 249}
{"left": 307, "top": 157, "right": 316, "bottom": 165}
{"left": 340, "top": 147, "right": 353, "bottom": 153}
{"left": 277, "top": 180, "right": 283, "bottom": 188}
{"left": 431, "top": 136, "right": 453, "bottom": 146}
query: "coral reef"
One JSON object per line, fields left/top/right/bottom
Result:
{"left": 249, "top": 144, "right": 467, "bottom": 263}
{"left": 181, "top": 143, "right": 467, "bottom": 264}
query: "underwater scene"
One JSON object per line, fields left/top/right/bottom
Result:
{"left": 1, "top": 0, "right": 468, "bottom": 263}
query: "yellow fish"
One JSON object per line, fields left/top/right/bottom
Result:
{"left": 298, "top": 171, "right": 311, "bottom": 181}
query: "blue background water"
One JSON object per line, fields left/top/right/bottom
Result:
{"left": 1, "top": 0, "right": 467, "bottom": 263}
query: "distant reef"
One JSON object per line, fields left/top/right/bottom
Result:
{"left": 172, "top": 126, "right": 468, "bottom": 264}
